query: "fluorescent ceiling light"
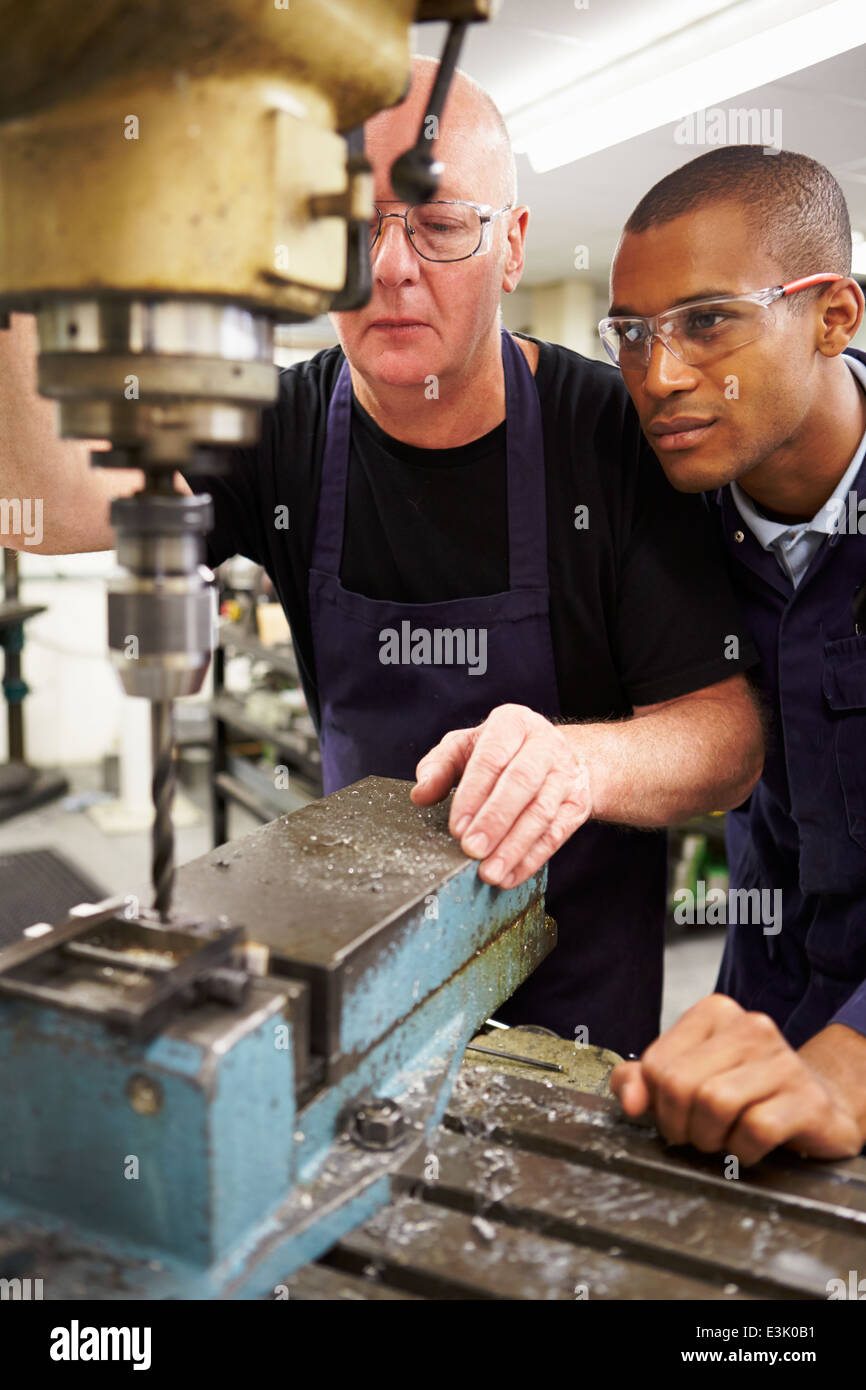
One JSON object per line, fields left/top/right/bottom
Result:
{"left": 510, "top": 0, "right": 866, "bottom": 172}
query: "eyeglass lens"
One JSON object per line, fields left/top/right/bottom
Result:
{"left": 607, "top": 299, "right": 773, "bottom": 366}
{"left": 369, "top": 204, "right": 483, "bottom": 261}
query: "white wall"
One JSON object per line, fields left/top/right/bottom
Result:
{"left": 5, "top": 549, "right": 213, "bottom": 769}
{"left": 4, "top": 549, "right": 123, "bottom": 767}
{"left": 503, "top": 278, "right": 610, "bottom": 361}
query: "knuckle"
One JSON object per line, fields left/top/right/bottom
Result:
{"left": 533, "top": 828, "right": 562, "bottom": 860}
{"left": 475, "top": 741, "right": 513, "bottom": 772}
{"left": 517, "top": 809, "right": 550, "bottom": 845}
{"left": 661, "top": 1078, "right": 693, "bottom": 1110}
{"left": 693, "top": 1079, "right": 730, "bottom": 1117}
{"left": 474, "top": 814, "right": 508, "bottom": 845}
{"left": 740, "top": 1112, "right": 780, "bottom": 1151}
{"left": 748, "top": 1011, "right": 780, "bottom": 1042}
{"left": 562, "top": 792, "right": 589, "bottom": 826}
{"left": 782, "top": 1051, "right": 807, "bottom": 1084}
{"left": 508, "top": 762, "right": 542, "bottom": 796}
{"left": 547, "top": 819, "right": 569, "bottom": 849}
{"left": 645, "top": 1063, "right": 687, "bottom": 1104}
{"left": 534, "top": 781, "right": 564, "bottom": 819}
{"left": 707, "top": 994, "right": 742, "bottom": 1021}
{"left": 493, "top": 703, "right": 526, "bottom": 724}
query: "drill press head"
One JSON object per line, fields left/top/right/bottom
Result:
{"left": 0, "top": 0, "right": 491, "bottom": 921}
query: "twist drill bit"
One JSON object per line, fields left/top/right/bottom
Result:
{"left": 151, "top": 700, "right": 175, "bottom": 921}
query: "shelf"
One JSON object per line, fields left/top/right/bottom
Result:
{"left": 217, "top": 623, "right": 299, "bottom": 679}
{"left": 213, "top": 771, "right": 273, "bottom": 823}
{"left": 0, "top": 601, "right": 46, "bottom": 631}
{"left": 214, "top": 770, "right": 316, "bottom": 823}
{"left": 210, "top": 693, "right": 322, "bottom": 784}
{"left": 212, "top": 601, "right": 321, "bottom": 844}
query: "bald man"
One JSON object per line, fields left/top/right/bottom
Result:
{"left": 0, "top": 59, "right": 762, "bottom": 1055}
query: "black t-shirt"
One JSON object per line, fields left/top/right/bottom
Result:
{"left": 183, "top": 333, "right": 756, "bottom": 729}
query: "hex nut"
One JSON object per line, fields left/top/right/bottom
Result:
{"left": 351, "top": 1097, "right": 405, "bottom": 1150}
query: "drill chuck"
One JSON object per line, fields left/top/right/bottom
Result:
{"left": 108, "top": 492, "right": 215, "bottom": 702}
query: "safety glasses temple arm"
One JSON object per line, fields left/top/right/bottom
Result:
{"left": 781, "top": 273, "right": 844, "bottom": 296}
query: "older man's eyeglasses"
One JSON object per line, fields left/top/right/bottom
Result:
{"left": 599, "top": 274, "right": 843, "bottom": 370}
{"left": 369, "top": 200, "right": 513, "bottom": 263}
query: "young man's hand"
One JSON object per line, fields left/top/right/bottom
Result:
{"left": 610, "top": 995, "right": 866, "bottom": 1164}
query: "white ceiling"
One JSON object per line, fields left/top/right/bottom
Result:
{"left": 412, "top": 0, "right": 866, "bottom": 293}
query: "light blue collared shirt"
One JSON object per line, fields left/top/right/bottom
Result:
{"left": 730, "top": 354, "right": 866, "bottom": 587}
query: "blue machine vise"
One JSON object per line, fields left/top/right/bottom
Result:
{"left": 0, "top": 776, "right": 554, "bottom": 1298}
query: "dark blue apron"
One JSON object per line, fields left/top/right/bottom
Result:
{"left": 308, "top": 329, "right": 664, "bottom": 1054}
{"left": 711, "top": 371, "right": 866, "bottom": 1048}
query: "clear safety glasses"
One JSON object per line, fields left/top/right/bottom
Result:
{"left": 599, "top": 274, "right": 843, "bottom": 370}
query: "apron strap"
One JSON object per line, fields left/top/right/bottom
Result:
{"left": 502, "top": 328, "right": 548, "bottom": 591}
{"left": 311, "top": 355, "right": 353, "bottom": 574}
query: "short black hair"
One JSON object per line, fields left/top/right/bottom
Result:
{"left": 624, "top": 146, "right": 851, "bottom": 285}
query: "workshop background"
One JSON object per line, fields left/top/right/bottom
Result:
{"left": 3, "top": 0, "right": 866, "bottom": 1032}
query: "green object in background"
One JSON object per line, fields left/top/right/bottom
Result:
{"left": 668, "top": 819, "right": 730, "bottom": 924}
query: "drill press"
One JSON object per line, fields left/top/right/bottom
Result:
{"left": 0, "top": 0, "right": 487, "bottom": 922}
{"left": 0, "top": 0, "right": 560, "bottom": 1301}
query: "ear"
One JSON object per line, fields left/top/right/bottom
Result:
{"left": 502, "top": 206, "right": 529, "bottom": 294}
{"left": 817, "top": 277, "right": 865, "bottom": 357}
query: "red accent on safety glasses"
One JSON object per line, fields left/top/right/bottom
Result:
{"left": 781, "top": 273, "right": 843, "bottom": 295}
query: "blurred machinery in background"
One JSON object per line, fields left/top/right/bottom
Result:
{"left": 0, "top": 547, "right": 68, "bottom": 820}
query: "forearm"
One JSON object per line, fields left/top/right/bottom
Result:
{"left": 0, "top": 312, "right": 181, "bottom": 553}
{"left": 562, "top": 677, "right": 763, "bottom": 828}
{"left": 800, "top": 1024, "right": 866, "bottom": 1145}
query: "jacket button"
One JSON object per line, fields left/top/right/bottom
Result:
{"left": 734, "top": 530, "right": 745, "bottom": 543}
